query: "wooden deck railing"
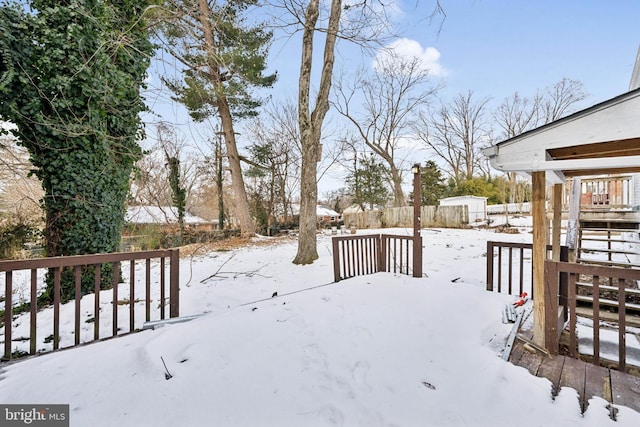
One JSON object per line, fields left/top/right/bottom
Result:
{"left": 545, "top": 260, "right": 640, "bottom": 372}
{"left": 578, "top": 176, "right": 633, "bottom": 210}
{"left": 486, "top": 241, "right": 569, "bottom": 299}
{"left": 0, "top": 249, "right": 179, "bottom": 361}
{"left": 332, "top": 234, "right": 421, "bottom": 282}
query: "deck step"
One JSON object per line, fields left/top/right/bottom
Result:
{"left": 576, "top": 258, "right": 640, "bottom": 268}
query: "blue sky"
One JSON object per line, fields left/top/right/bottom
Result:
{"left": 266, "top": 0, "right": 640, "bottom": 107}
{"left": 144, "top": 1, "right": 640, "bottom": 196}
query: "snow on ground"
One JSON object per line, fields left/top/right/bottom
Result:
{"left": 1, "top": 223, "right": 639, "bottom": 426}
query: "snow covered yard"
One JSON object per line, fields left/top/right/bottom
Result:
{"left": 1, "top": 226, "right": 639, "bottom": 426}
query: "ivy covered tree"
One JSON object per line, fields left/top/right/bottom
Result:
{"left": 0, "top": 0, "right": 154, "bottom": 301}
{"left": 346, "top": 154, "right": 391, "bottom": 210}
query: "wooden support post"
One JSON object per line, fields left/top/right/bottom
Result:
{"left": 552, "top": 183, "right": 563, "bottom": 262}
{"left": 565, "top": 177, "right": 581, "bottom": 262}
{"left": 170, "top": 249, "right": 180, "bottom": 318}
{"left": 412, "top": 164, "right": 422, "bottom": 278}
{"left": 532, "top": 171, "right": 547, "bottom": 348}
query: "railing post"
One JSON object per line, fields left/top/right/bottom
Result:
{"left": 559, "top": 246, "right": 569, "bottom": 322}
{"left": 4, "top": 271, "right": 13, "bottom": 361}
{"left": 412, "top": 163, "right": 422, "bottom": 278}
{"left": 53, "top": 267, "right": 61, "bottom": 350}
{"left": 486, "top": 241, "right": 494, "bottom": 291}
{"left": 413, "top": 235, "right": 422, "bottom": 278}
{"left": 543, "top": 260, "right": 559, "bottom": 354}
{"left": 170, "top": 249, "right": 180, "bottom": 318}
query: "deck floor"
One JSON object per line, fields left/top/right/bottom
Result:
{"left": 508, "top": 330, "right": 640, "bottom": 417}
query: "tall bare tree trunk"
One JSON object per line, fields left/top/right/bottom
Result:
{"left": 198, "top": 0, "right": 254, "bottom": 237}
{"left": 219, "top": 98, "right": 255, "bottom": 236}
{"left": 293, "top": 0, "right": 341, "bottom": 264}
{"left": 390, "top": 165, "right": 405, "bottom": 207}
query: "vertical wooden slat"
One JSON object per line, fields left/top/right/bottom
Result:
{"left": 146, "top": 259, "right": 151, "bottom": 321}
{"left": 357, "top": 239, "right": 362, "bottom": 276}
{"left": 53, "top": 267, "right": 60, "bottom": 350}
{"left": 568, "top": 272, "right": 577, "bottom": 358}
{"left": 405, "top": 238, "right": 410, "bottom": 275}
{"left": 169, "top": 249, "right": 180, "bottom": 318}
{"left": 366, "top": 238, "right": 372, "bottom": 274}
{"left": 368, "top": 237, "right": 373, "bottom": 272}
{"left": 332, "top": 238, "right": 339, "bottom": 281}
{"left": 519, "top": 247, "right": 525, "bottom": 295}
{"left": 379, "top": 235, "right": 386, "bottom": 272}
{"left": 74, "top": 266, "right": 82, "bottom": 345}
{"left": 592, "top": 275, "right": 600, "bottom": 366}
{"left": 618, "top": 278, "right": 626, "bottom": 372}
{"left": 30, "top": 269, "right": 37, "bottom": 355}
{"left": 486, "top": 241, "right": 494, "bottom": 291}
{"left": 508, "top": 247, "right": 513, "bottom": 294}
{"left": 393, "top": 238, "right": 398, "bottom": 273}
{"left": 340, "top": 240, "right": 347, "bottom": 278}
{"left": 497, "top": 246, "right": 502, "bottom": 293}
{"left": 112, "top": 262, "right": 119, "bottom": 337}
{"left": 160, "top": 257, "right": 166, "bottom": 320}
{"left": 129, "top": 260, "right": 135, "bottom": 332}
{"left": 4, "top": 271, "right": 13, "bottom": 360}
{"left": 359, "top": 239, "right": 364, "bottom": 274}
{"left": 94, "top": 264, "right": 101, "bottom": 341}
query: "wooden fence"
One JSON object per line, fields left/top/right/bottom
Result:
{"left": 343, "top": 205, "right": 467, "bottom": 230}
{"left": 332, "top": 234, "right": 421, "bottom": 282}
{"left": 0, "top": 249, "right": 179, "bottom": 361}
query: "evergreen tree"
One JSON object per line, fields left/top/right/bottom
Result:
{"left": 155, "top": 0, "right": 277, "bottom": 237}
{"left": 0, "top": 0, "right": 154, "bottom": 301}
{"left": 409, "top": 160, "right": 447, "bottom": 206}
{"left": 346, "top": 154, "right": 391, "bottom": 210}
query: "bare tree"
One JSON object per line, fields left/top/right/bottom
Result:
{"left": 268, "top": 0, "right": 426, "bottom": 264}
{"left": 244, "top": 100, "right": 302, "bottom": 229}
{"left": 131, "top": 123, "right": 201, "bottom": 222}
{"left": 334, "top": 53, "right": 440, "bottom": 206}
{"left": 541, "top": 77, "right": 587, "bottom": 123}
{"left": 287, "top": 0, "right": 343, "bottom": 264}
{"left": 493, "top": 78, "right": 587, "bottom": 202}
{"left": 0, "top": 125, "right": 43, "bottom": 226}
{"left": 416, "top": 91, "right": 492, "bottom": 185}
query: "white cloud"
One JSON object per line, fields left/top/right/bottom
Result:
{"left": 374, "top": 38, "right": 447, "bottom": 77}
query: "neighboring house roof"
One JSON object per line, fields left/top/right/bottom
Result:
{"left": 483, "top": 87, "right": 640, "bottom": 184}
{"left": 290, "top": 204, "right": 341, "bottom": 218}
{"left": 439, "top": 196, "right": 487, "bottom": 202}
{"left": 125, "top": 206, "right": 210, "bottom": 225}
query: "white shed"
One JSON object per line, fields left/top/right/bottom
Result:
{"left": 439, "top": 196, "right": 487, "bottom": 223}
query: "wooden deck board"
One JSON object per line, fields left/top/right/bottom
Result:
{"left": 518, "top": 346, "right": 543, "bottom": 376}
{"left": 536, "top": 354, "right": 565, "bottom": 397}
{"left": 509, "top": 323, "right": 640, "bottom": 416}
{"left": 584, "top": 364, "right": 611, "bottom": 409}
{"left": 559, "top": 356, "right": 587, "bottom": 412}
{"left": 509, "top": 339, "right": 525, "bottom": 365}
{"left": 610, "top": 368, "right": 640, "bottom": 413}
